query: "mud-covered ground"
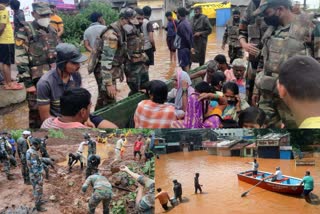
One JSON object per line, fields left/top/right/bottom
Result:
{"left": 0, "top": 130, "right": 152, "bottom": 214}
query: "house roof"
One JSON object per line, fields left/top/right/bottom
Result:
{"left": 230, "top": 142, "right": 251, "bottom": 150}
{"left": 245, "top": 143, "right": 256, "bottom": 148}
{"left": 230, "top": 0, "right": 251, "bottom": 6}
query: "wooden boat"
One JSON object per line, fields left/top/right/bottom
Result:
{"left": 93, "top": 65, "right": 207, "bottom": 128}
{"left": 237, "top": 170, "right": 304, "bottom": 195}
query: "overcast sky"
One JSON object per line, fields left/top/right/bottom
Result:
{"left": 296, "top": 0, "right": 319, "bottom": 8}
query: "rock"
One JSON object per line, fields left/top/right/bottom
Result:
{"left": 68, "top": 181, "right": 75, "bottom": 187}
{"left": 111, "top": 167, "right": 120, "bottom": 174}
{"left": 74, "top": 199, "right": 81, "bottom": 207}
{"left": 49, "top": 195, "right": 56, "bottom": 202}
{"left": 0, "top": 87, "right": 26, "bottom": 108}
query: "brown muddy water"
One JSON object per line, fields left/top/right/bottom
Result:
{"left": 1, "top": 27, "right": 227, "bottom": 129}
{"left": 155, "top": 150, "right": 320, "bottom": 214}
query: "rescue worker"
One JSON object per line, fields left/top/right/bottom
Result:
{"left": 85, "top": 133, "right": 96, "bottom": 158}
{"left": 253, "top": 0, "right": 320, "bottom": 128}
{"left": 40, "top": 135, "right": 49, "bottom": 158}
{"left": 86, "top": 154, "right": 101, "bottom": 178}
{"left": 15, "top": 2, "right": 59, "bottom": 128}
{"left": 68, "top": 152, "right": 84, "bottom": 172}
{"left": 82, "top": 158, "right": 113, "bottom": 214}
{"left": 0, "top": 134, "right": 14, "bottom": 180}
{"left": 26, "top": 138, "right": 46, "bottom": 212}
{"left": 191, "top": 6, "right": 212, "bottom": 66}
{"left": 222, "top": 9, "right": 244, "bottom": 64}
{"left": 239, "top": 0, "right": 268, "bottom": 105}
{"left": 88, "top": 8, "right": 139, "bottom": 110}
{"left": 124, "top": 8, "right": 149, "bottom": 96}
{"left": 41, "top": 157, "right": 55, "bottom": 180}
{"left": 17, "top": 130, "right": 31, "bottom": 184}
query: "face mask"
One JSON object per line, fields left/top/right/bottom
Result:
{"left": 227, "top": 100, "right": 237, "bottom": 106}
{"left": 264, "top": 14, "right": 280, "bottom": 27}
{"left": 123, "top": 24, "right": 134, "bottom": 34}
{"left": 37, "top": 17, "right": 51, "bottom": 28}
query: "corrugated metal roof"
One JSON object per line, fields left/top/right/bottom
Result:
{"left": 230, "top": 142, "right": 250, "bottom": 150}
{"left": 230, "top": 0, "right": 251, "bottom": 6}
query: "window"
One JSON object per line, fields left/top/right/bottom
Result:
{"left": 246, "top": 148, "right": 251, "bottom": 155}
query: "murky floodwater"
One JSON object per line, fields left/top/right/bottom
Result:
{"left": 155, "top": 151, "right": 320, "bottom": 214}
{"left": 1, "top": 28, "right": 227, "bottom": 129}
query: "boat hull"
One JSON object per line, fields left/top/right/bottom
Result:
{"left": 237, "top": 171, "right": 304, "bottom": 195}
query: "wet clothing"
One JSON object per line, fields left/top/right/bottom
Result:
{"left": 26, "top": 146, "right": 44, "bottom": 208}
{"left": 302, "top": 175, "right": 314, "bottom": 191}
{"left": 173, "top": 182, "right": 182, "bottom": 202}
{"left": 194, "top": 176, "right": 202, "bottom": 194}
{"left": 155, "top": 191, "right": 170, "bottom": 210}
{"left": 177, "top": 18, "right": 193, "bottom": 68}
{"left": 86, "top": 154, "right": 99, "bottom": 178}
{"left": 68, "top": 152, "right": 84, "bottom": 171}
{"left": 191, "top": 14, "right": 212, "bottom": 66}
{"left": 82, "top": 173, "right": 112, "bottom": 214}
{"left": 87, "top": 139, "right": 97, "bottom": 157}
{"left": 166, "top": 19, "right": 178, "bottom": 52}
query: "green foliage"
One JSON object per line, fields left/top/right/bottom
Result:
{"left": 60, "top": 2, "right": 119, "bottom": 46}
{"left": 10, "top": 130, "right": 23, "bottom": 141}
{"left": 48, "top": 129, "right": 65, "bottom": 139}
{"left": 142, "top": 157, "right": 155, "bottom": 179}
{"left": 111, "top": 199, "right": 126, "bottom": 214}
{"left": 126, "top": 192, "right": 137, "bottom": 201}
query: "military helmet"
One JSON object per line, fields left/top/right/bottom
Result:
{"left": 31, "top": 138, "right": 42, "bottom": 146}
{"left": 119, "top": 8, "right": 139, "bottom": 25}
{"left": 253, "top": 0, "right": 292, "bottom": 16}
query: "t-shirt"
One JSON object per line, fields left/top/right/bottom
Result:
{"left": 83, "top": 22, "right": 106, "bottom": 49}
{"left": 251, "top": 162, "right": 259, "bottom": 171}
{"left": 134, "top": 100, "right": 176, "bottom": 128}
{"left": 8, "top": 138, "right": 15, "bottom": 151}
{"left": 37, "top": 69, "right": 82, "bottom": 117}
{"left": 302, "top": 176, "right": 314, "bottom": 190}
{"left": 50, "top": 14, "right": 63, "bottom": 32}
{"left": 116, "top": 139, "right": 124, "bottom": 150}
{"left": 166, "top": 19, "right": 177, "bottom": 37}
{"left": 155, "top": 191, "right": 170, "bottom": 205}
{"left": 0, "top": 7, "right": 14, "bottom": 44}
{"left": 78, "top": 141, "right": 88, "bottom": 153}
{"left": 40, "top": 117, "right": 88, "bottom": 129}
{"left": 275, "top": 170, "right": 283, "bottom": 180}
{"left": 134, "top": 141, "right": 143, "bottom": 152}
{"left": 299, "top": 117, "right": 320, "bottom": 128}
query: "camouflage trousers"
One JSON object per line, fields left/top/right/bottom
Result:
{"left": 8, "top": 155, "right": 17, "bottom": 167}
{"left": 258, "top": 92, "right": 297, "bottom": 128}
{"left": 124, "top": 62, "right": 149, "bottom": 96}
{"left": 228, "top": 46, "right": 244, "bottom": 64}
{"left": 86, "top": 164, "right": 98, "bottom": 178}
{"left": 30, "top": 174, "right": 43, "bottom": 207}
{"left": 1, "top": 158, "right": 10, "bottom": 176}
{"left": 94, "top": 71, "right": 116, "bottom": 111}
{"left": 88, "top": 190, "right": 112, "bottom": 214}
{"left": 27, "top": 91, "right": 42, "bottom": 128}
{"left": 21, "top": 158, "right": 30, "bottom": 182}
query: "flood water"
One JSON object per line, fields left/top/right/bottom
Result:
{"left": 1, "top": 28, "right": 227, "bottom": 129}
{"left": 155, "top": 151, "right": 320, "bottom": 214}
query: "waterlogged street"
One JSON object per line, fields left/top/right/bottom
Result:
{"left": 155, "top": 151, "right": 320, "bottom": 214}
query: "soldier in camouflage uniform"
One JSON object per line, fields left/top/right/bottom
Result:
{"left": 120, "top": 165, "right": 154, "bottom": 213}
{"left": 239, "top": 0, "right": 268, "bottom": 105}
{"left": 15, "top": 2, "right": 59, "bottom": 128}
{"left": 253, "top": 0, "right": 320, "bottom": 128}
{"left": 17, "top": 131, "right": 32, "bottom": 184}
{"left": 88, "top": 8, "right": 139, "bottom": 110}
{"left": 84, "top": 133, "right": 96, "bottom": 158}
{"left": 86, "top": 154, "right": 100, "bottom": 179}
{"left": 124, "top": 8, "right": 149, "bottom": 96}
{"left": 222, "top": 9, "right": 244, "bottom": 64}
{"left": 0, "top": 134, "right": 14, "bottom": 180}
{"left": 26, "top": 138, "right": 46, "bottom": 212}
{"left": 82, "top": 156, "right": 113, "bottom": 214}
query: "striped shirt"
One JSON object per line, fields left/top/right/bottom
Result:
{"left": 41, "top": 117, "right": 88, "bottom": 129}
{"left": 134, "top": 100, "right": 176, "bottom": 128}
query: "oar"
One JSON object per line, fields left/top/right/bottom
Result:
{"left": 241, "top": 177, "right": 267, "bottom": 197}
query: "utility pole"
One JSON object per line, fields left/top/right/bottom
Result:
{"left": 303, "top": 0, "right": 307, "bottom": 10}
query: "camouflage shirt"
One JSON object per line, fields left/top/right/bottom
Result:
{"left": 136, "top": 175, "right": 155, "bottom": 214}
{"left": 82, "top": 173, "right": 112, "bottom": 194}
{"left": 26, "top": 146, "right": 43, "bottom": 176}
{"left": 17, "top": 137, "right": 29, "bottom": 158}
{"left": 15, "top": 21, "right": 58, "bottom": 82}
{"left": 239, "top": 0, "right": 261, "bottom": 41}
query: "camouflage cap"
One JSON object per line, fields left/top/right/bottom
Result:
{"left": 56, "top": 43, "right": 88, "bottom": 64}
{"left": 253, "top": 0, "right": 292, "bottom": 16}
{"left": 32, "top": 2, "right": 52, "bottom": 15}
{"left": 119, "top": 8, "right": 139, "bottom": 25}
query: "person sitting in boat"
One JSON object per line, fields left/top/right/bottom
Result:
{"left": 167, "top": 69, "right": 195, "bottom": 119}
{"left": 246, "top": 159, "right": 259, "bottom": 176}
{"left": 270, "top": 167, "right": 283, "bottom": 182}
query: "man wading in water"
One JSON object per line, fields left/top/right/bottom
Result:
{"left": 194, "top": 173, "right": 203, "bottom": 194}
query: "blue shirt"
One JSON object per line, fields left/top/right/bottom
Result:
{"left": 166, "top": 20, "right": 177, "bottom": 37}
{"left": 8, "top": 138, "right": 15, "bottom": 152}
{"left": 177, "top": 18, "right": 193, "bottom": 49}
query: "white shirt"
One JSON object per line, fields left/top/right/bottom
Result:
{"left": 251, "top": 162, "right": 259, "bottom": 171}
{"left": 77, "top": 141, "right": 88, "bottom": 153}
{"left": 275, "top": 170, "right": 283, "bottom": 180}
{"left": 116, "top": 139, "right": 124, "bottom": 150}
